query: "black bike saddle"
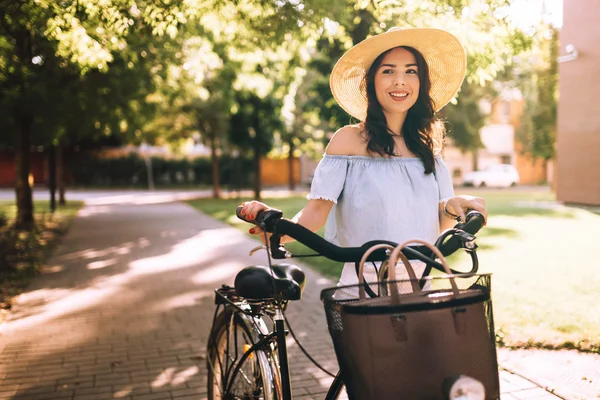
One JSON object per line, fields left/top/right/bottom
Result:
{"left": 234, "top": 264, "right": 306, "bottom": 301}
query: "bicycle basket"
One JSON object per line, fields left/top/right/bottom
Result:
{"left": 320, "top": 242, "right": 499, "bottom": 400}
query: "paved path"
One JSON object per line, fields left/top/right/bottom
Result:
{"left": 0, "top": 195, "right": 595, "bottom": 399}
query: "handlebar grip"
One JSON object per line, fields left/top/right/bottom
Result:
{"left": 462, "top": 210, "right": 485, "bottom": 233}
{"left": 235, "top": 206, "right": 283, "bottom": 229}
{"left": 235, "top": 206, "right": 255, "bottom": 224}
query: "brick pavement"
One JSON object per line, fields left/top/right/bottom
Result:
{"left": 0, "top": 199, "right": 566, "bottom": 399}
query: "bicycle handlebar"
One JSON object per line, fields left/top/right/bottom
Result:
{"left": 235, "top": 206, "right": 485, "bottom": 265}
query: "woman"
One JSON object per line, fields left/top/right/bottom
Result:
{"left": 239, "top": 27, "right": 487, "bottom": 293}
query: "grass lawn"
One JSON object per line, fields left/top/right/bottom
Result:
{"left": 0, "top": 200, "right": 83, "bottom": 220}
{"left": 187, "top": 187, "right": 600, "bottom": 353}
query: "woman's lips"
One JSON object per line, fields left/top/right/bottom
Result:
{"left": 389, "top": 91, "right": 410, "bottom": 101}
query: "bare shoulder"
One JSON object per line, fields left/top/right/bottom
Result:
{"left": 325, "top": 125, "right": 368, "bottom": 156}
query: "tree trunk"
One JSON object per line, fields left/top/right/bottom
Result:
{"left": 14, "top": 27, "right": 34, "bottom": 229}
{"left": 210, "top": 134, "right": 221, "bottom": 199}
{"left": 471, "top": 150, "right": 479, "bottom": 172}
{"left": 253, "top": 143, "right": 261, "bottom": 200}
{"left": 57, "top": 143, "right": 66, "bottom": 205}
{"left": 15, "top": 117, "right": 34, "bottom": 229}
{"left": 48, "top": 144, "right": 56, "bottom": 213}
{"left": 144, "top": 156, "right": 155, "bottom": 191}
{"left": 288, "top": 139, "right": 295, "bottom": 190}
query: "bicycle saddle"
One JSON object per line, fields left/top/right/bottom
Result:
{"left": 234, "top": 264, "right": 306, "bottom": 301}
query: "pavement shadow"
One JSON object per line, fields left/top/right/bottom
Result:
{"left": 0, "top": 201, "right": 264, "bottom": 399}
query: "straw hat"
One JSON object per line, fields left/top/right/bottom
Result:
{"left": 329, "top": 27, "right": 466, "bottom": 120}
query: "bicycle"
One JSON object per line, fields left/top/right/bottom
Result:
{"left": 206, "top": 207, "right": 492, "bottom": 400}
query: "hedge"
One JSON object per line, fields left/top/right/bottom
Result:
{"left": 67, "top": 153, "right": 254, "bottom": 187}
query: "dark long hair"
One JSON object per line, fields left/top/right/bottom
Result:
{"left": 362, "top": 46, "right": 443, "bottom": 174}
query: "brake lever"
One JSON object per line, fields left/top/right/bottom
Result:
{"left": 453, "top": 230, "right": 477, "bottom": 250}
{"left": 249, "top": 245, "right": 267, "bottom": 256}
{"left": 454, "top": 230, "right": 476, "bottom": 242}
{"left": 271, "top": 246, "right": 291, "bottom": 259}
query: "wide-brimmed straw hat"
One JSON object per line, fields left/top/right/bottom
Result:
{"left": 330, "top": 27, "right": 466, "bottom": 121}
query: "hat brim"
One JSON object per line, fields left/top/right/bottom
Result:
{"left": 330, "top": 28, "right": 466, "bottom": 120}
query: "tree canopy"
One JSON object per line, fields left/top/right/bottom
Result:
{"left": 516, "top": 23, "right": 558, "bottom": 161}
{"left": 0, "top": 0, "right": 543, "bottom": 224}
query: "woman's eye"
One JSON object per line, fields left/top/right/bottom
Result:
{"left": 407, "top": 68, "right": 418, "bottom": 74}
{"left": 382, "top": 69, "right": 394, "bottom": 74}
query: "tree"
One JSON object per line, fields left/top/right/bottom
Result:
{"left": 230, "top": 90, "right": 283, "bottom": 199}
{"left": 137, "top": 2, "right": 346, "bottom": 194}
{"left": 0, "top": 0, "right": 536, "bottom": 224}
{"left": 441, "top": 79, "right": 494, "bottom": 170}
{"left": 183, "top": 69, "right": 235, "bottom": 199}
{"left": 516, "top": 24, "right": 558, "bottom": 164}
{"left": 280, "top": 68, "right": 324, "bottom": 189}
{"left": 305, "top": 4, "right": 374, "bottom": 134}
{"left": 0, "top": 0, "right": 194, "bottom": 228}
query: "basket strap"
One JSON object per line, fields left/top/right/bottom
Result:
{"left": 357, "top": 244, "right": 420, "bottom": 300}
{"left": 390, "top": 239, "right": 460, "bottom": 300}
{"left": 357, "top": 244, "right": 394, "bottom": 300}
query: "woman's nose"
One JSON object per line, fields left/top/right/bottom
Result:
{"left": 393, "top": 75, "right": 406, "bottom": 86}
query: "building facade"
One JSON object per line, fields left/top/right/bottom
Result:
{"left": 444, "top": 93, "right": 549, "bottom": 186}
{"left": 556, "top": 0, "right": 600, "bottom": 205}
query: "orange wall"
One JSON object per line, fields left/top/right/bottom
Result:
{"left": 260, "top": 158, "right": 300, "bottom": 186}
{"left": 515, "top": 142, "right": 548, "bottom": 184}
{"left": 556, "top": 0, "right": 600, "bottom": 205}
{"left": 490, "top": 98, "right": 525, "bottom": 127}
{"left": 490, "top": 98, "right": 548, "bottom": 183}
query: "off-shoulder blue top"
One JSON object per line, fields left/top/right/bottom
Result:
{"left": 307, "top": 154, "right": 455, "bottom": 293}
{"left": 308, "top": 154, "right": 454, "bottom": 247}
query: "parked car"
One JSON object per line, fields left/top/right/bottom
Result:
{"left": 462, "top": 164, "right": 520, "bottom": 188}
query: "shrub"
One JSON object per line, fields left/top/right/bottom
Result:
{"left": 67, "top": 153, "right": 254, "bottom": 188}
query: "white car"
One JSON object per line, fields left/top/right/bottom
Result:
{"left": 462, "top": 164, "right": 520, "bottom": 188}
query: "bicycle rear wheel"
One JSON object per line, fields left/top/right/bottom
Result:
{"left": 207, "top": 309, "right": 281, "bottom": 400}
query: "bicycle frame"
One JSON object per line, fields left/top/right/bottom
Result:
{"left": 211, "top": 287, "right": 345, "bottom": 400}
{"left": 210, "top": 209, "right": 487, "bottom": 399}
{"left": 272, "top": 306, "right": 346, "bottom": 400}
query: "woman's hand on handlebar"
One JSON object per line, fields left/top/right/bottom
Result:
{"left": 238, "top": 200, "right": 271, "bottom": 239}
{"left": 445, "top": 195, "right": 487, "bottom": 224}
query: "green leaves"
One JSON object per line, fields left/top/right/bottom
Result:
{"left": 0, "top": 0, "right": 539, "bottom": 158}
{"left": 229, "top": 89, "right": 282, "bottom": 155}
{"left": 516, "top": 24, "right": 558, "bottom": 161}
{"left": 443, "top": 79, "right": 487, "bottom": 153}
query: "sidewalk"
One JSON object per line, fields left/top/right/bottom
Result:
{"left": 0, "top": 193, "right": 596, "bottom": 399}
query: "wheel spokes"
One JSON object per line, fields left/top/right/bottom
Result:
{"left": 210, "top": 316, "right": 267, "bottom": 400}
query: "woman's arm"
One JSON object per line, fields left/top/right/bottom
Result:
{"left": 240, "top": 124, "right": 362, "bottom": 241}
{"left": 439, "top": 199, "right": 457, "bottom": 231}
{"left": 285, "top": 199, "right": 334, "bottom": 243}
{"left": 239, "top": 198, "right": 334, "bottom": 243}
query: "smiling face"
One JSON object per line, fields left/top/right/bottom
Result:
{"left": 373, "top": 47, "right": 420, "bottom": 117}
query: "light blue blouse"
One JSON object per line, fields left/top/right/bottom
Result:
{"left": 307, "top": 154, "right": 455, "bottom": 248}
